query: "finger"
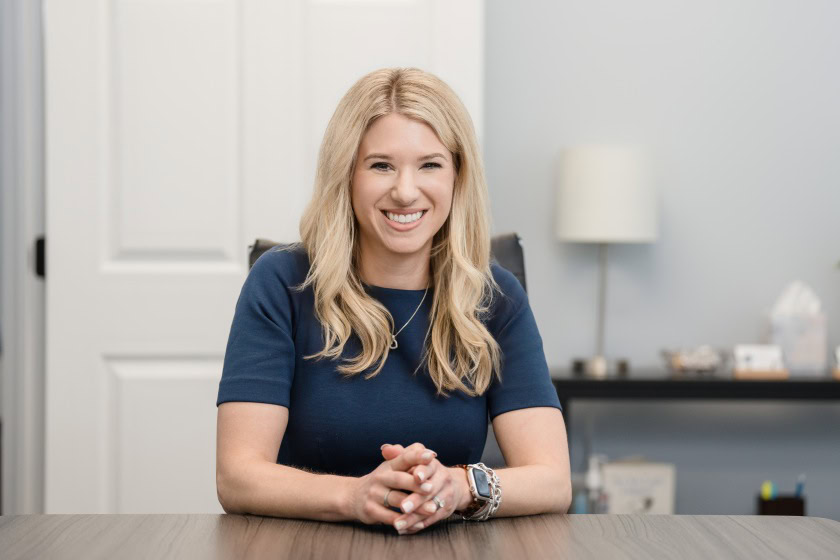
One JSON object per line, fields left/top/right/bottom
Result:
{"left": 380, "top": 443, "right": 405, "bottom": 461}
{"left": 388, "top": 445, "right": 437, "bottom": 473}
{"left": 383, "top": 448, "right": 425, "bottom": 478}
{"left": 377, "top": 470, "right": 425, "bottom": 496}
{"left": 366, "top": 500, "right": 402, "bottom": 527}
{"left": 412, "top": 458, "right": 438, "bottom": 486}
{"left": 400, "top": 482, "right": 457, "bottom": 534}
{"left": 386, "top": 442, "right": 426, "bottom": 465}
{"left": 402, "top": 495, "right": 457, "bottom": 534}
{"left": 395, "top": 483, "right": 455, "bottom": 533}
{"left": 382, "top": 446, "right": 422, "bottom": 481}
{"left": 396, "top": 465, "right": 447, "bottom": 517}
{"left": 398, "top": 442, "right": 427, "bottom": 458}
{"left": 382, "top": 487, "right": 411, "bottom": 510}
{"left": 367, "top": 485, "right": 412, "bottom": 528}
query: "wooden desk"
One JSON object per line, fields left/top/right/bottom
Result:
{"left": 2, "top": 514, "right": 839, "bottom": 559}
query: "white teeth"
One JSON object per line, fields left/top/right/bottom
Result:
{"left": 385, "top": 211, "right": 424, "bottom": 224}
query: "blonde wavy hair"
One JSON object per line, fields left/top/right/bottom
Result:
{"left": 291, "top": 67, "right": 502, "bottom": 397}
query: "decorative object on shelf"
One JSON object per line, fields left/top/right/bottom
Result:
{"left": 834, "top": 346, "right": 840, "bottom": 380}
{"left": 572, "top": 357, "right": 629, "bottom": 378}
{"left": 766, "top": 281, "right": 827, "bottom": 376}
{"left": 661, "top": 345, "right": 726, "bottom": 377}
{"left": 615, "top": 359, "right": 630, "bottom": 377}
{"left": 733, "top": 344, "right": 789, "bottom": 380}
{"left": 556, "top": 145, "right": 658, "bottom": 379}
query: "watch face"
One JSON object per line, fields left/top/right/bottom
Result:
{"left": 472, "top": 469, "right": 492, "bottom": 499}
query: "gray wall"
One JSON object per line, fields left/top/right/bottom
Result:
{"left": 485, "top": 0, "right": 840, "bottom": 519}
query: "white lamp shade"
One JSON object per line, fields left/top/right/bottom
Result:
{"left": 556, "top": 145, "right": 658, "bottom": 243}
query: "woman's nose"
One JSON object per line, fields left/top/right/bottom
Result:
{"left": 391, "top": 171, "right": 420, "bottom": 203}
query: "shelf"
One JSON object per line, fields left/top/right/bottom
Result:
{"left": 550, "top": 370, "right": 840, "bottom": 401}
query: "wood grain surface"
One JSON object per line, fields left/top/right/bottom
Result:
{"left": 1, "top": 513, "right": 839, "bottom": 559}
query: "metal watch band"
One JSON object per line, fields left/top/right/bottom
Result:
{"left": 455, "top": 463, "right": 501, "bottom": 521}
{"left": 474, "top": 463, "right": 502, "bottom": 521}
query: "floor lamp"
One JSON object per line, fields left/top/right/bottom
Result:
{"left": 555, "top": 145, "right": 658, "bottom": 378}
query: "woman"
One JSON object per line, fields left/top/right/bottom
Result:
{"left": 216, "top": 67, "right": 571, "bottom": 535}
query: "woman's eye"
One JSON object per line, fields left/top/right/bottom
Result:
{"left": 369, "top": 162, "right": 441, "bottom": 171}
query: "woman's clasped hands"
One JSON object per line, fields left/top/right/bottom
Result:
{"left": 348, "top": 442, "right": 469, "bottom": 535}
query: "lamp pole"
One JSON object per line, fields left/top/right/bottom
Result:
{"left": 596, "top": 242, "right": 608, "bottom": 357}
{"left": 587, "top": 242, "right": 609, "bottom": 378}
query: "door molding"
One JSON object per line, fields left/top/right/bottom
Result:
{"left": 0, "top": 0, "right": 47, "bottom": 515}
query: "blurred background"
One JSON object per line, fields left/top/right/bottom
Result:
{"left": 1, "top": 0, "right": 838, "bottom": 519}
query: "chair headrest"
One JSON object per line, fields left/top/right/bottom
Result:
{"left": 248, "top": 233, "right": 527, "bottom": 293}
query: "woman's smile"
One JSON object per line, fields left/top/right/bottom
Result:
{"left": 381, "top": 209, "right": 428, "bottom": 231}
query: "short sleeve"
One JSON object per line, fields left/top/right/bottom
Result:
{"left": 486, "top": 266, "right": 562, "bottom": 420}
{"left": 216, "top": 250, "right": 297, "bottom": 407}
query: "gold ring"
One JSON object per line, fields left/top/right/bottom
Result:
{"left": 384, "top": 489, "right": 393, "bottom": 508}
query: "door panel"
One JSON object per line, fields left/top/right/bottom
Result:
{"left": 44, "top": 0, "right": 483, "bottom": 513}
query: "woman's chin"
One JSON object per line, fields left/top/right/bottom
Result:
{"left": 380, "top": 237, "right": 431, "bottom": 256}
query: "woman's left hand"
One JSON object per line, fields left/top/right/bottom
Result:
{"left": 380, "top": 443, "right": 471, "bottom": 534}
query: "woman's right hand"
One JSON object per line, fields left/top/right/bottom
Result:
{"left": 346, "top": 442, "right": 437, "bottom": 528}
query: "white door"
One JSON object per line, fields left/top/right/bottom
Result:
{"left": 44, "top": 0, "right": 483, "bottom": 513}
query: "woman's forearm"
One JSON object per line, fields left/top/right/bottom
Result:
{"left": 219, "top": 460, "right": 570, "bottom": 521}
{"left": 451, "top": 464, "right": 571, "bottom": 517}
{"left": 218, "top": 459, "right": 354, "bottom": 521}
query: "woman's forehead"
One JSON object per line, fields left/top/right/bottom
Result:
{"left": 359, "top": 114, "right": 450, "bottom": 159}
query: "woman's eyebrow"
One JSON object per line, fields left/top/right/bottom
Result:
{"left": 363, "top": 153, "right": 392, "bottom": 161}
{"left": 419, "top": 153, "right": 447, "bottom": 161}
{"left": 363, "top": 152, "right": 448, "bottom": 162}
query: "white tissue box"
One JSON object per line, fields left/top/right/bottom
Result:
{"left": 769, "top": 312, "right": 827, "bottom": 376}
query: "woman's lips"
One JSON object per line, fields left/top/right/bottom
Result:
{"left": 381, "top": 210, "right": 426, "bottom": 232}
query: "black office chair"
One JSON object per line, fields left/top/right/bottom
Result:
{"left": 247, "top": 233, "right": 527, "bottom": 467}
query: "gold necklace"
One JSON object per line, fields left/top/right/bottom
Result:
{"left": 390, "top": 285, "right": 429, "bottom": 350}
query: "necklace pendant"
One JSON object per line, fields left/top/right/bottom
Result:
{"left": 387, "top": 284, "right": 427, "bottom": 353}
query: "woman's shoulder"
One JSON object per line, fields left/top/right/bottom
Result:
{"left": 489, "top": 261, "right": 526, "bottom": 303}
{"left": 249, "top": 242, "right": 311, "bottom": 289}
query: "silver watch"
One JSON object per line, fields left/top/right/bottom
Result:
{"left": 460, "top": 462, "right": 502, "bottom": 520}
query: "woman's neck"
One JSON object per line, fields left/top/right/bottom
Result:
{"left": 357, "top": 243, "right": 431, "bottom": 290}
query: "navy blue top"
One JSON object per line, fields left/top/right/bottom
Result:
{"left": 216, "top": 245, "right": 562, "bottom": 477}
